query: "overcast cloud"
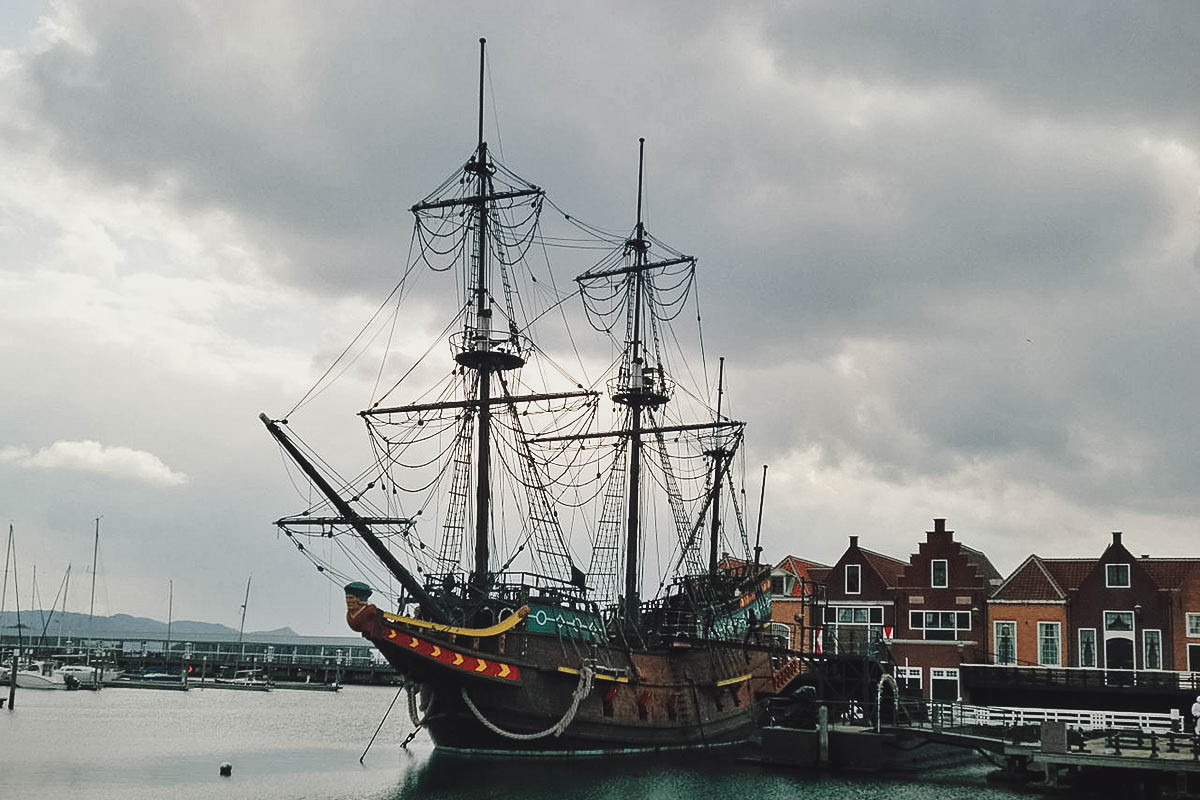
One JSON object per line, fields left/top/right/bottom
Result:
{"left": 1, "top": 2, "right": 1197, "bottom": 634}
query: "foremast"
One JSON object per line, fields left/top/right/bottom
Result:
{"left": 412, "top": 38, "right": 534, "bottom": 599}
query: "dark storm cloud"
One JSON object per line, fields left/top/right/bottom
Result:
{"left": 763, "top": 1, "right": 1200, "bottom": 135}
{"left": 4, "top": 1, "right": 1199, "bottom": 629}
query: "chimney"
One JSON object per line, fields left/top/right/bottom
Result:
{"left": 929, "top": 517, "right": 952, "bottom": 543}
{"left": 1112, "top": 531, "right": 1122, "bottom": 547}
{"left": 849, "top": 535, "right": 859, "bottom": 548}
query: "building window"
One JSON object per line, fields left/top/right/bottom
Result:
{"left": 1105, "top": 563, "right": 1130, "bottom": 588}
{"left": 1143, "top": 629, "right": 1162, "bottom": 670}
{"left": 823, "top": 605, "right": 883, "bottom": 656}
{"left": 931, "top": 559, "right": 948, "bottom": 588}
{"left": 845, "top": 564, "right": 861, "bottom": 595}
{"left": 1079, "top": 628, "right": 1097, "bottom": 668}
{"left": 930, "top": 667, "right": 960, "bottom": 702}
{"left": 768, "top": 622, "right": 792, "bottom": 649}
{"left": 1187, "top": 613, "right": 1200, "bottom": 637}
{"left": 909, "top": 610, "right": 972, "bottom": 641}
{"left": 770, "top": 574, "right": 793, "bottom": 596}
{"left": 994, "top": 621, "right": 1016, "bottom": 665}
{"left": 1038, "top": 621, "right": 1061, "bottom": 666}
{"left": 895, "top": 666, "right": 922, "bottom": 695}
{"left": 1104, "top": 611, "right": 1134, "bottom": 632}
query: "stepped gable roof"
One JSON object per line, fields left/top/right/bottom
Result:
{"left": 991, "top": 555, "right": 1066, "bottom": 601}
{"left": 961, "top": 543, "right": 1003, "bottom": 584}
{"left": 860, "top": 547, "right": 908, "bottom": 587}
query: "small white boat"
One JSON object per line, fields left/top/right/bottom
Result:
{"left": 1, "top": 661, "right": 69, "bottom": 690}
{"left": 55, "top": 664, "right": 124, "bottom": 684}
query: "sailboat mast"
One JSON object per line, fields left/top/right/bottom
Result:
{"left": 1, "top": 523, "right": 10, "bottom": 619}
{"left": 59, "top": 564, "right": 70, "bottom": 646}
{"left": 88, "top": 516, "right": 99, "bottom": 641}
{"left": 471, "top": 37, "right": 494, "bottom": 597}
{"left": 238, "top": 575, "right": 251, "bottom": 645}
{"left": 166, "top": 579, "right": 173, "bottom": 653}
{"left": 708, "top": 357, "right": 725, "bottom": 575}
{"left": 623, "top": 138, "right": 649, "bottom": 619}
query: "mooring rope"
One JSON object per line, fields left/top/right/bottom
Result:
{"left": 461, "top": 664, "right": 594, "bottom": 741}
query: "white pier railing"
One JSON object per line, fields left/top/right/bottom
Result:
{"left": 927, "top": 702, "right": 1181, "bottom": 733}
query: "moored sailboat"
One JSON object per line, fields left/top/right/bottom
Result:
{"left": 262, "top": 40, "right": 776, "bottom": 755}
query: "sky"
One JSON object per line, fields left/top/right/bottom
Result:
{"left": 1, "top": 2, "right": 1197, "bottom": 635}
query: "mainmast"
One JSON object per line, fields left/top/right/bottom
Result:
{"left": 614, "top": 139, "right": 670, "bottom": 622}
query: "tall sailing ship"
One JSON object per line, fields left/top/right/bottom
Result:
{"left": 262, "top": 41, "right": 777, "bottom": 755}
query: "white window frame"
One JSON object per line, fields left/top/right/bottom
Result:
{"left": 931, "top": 559, "right": 948, "bottom": 588}
{"left": 1037, "top": 621, "right": 1062, "bottom": 666}
{"left": 1078, "top": 628, "right": 1097, "bottom": 668}
{"left": 930, "top": 667, "right": 961, "bottom": 701}
{"left": 1187, "top": 613, "right": 1200, "bottom": 638}
{"left": 1143, "top": 629, "right": 1162, "bottom": 670}
{"left": 1105, "top": 563, "right": 1131, "bottom": 588}
{"left": 895, "top": 665, "right": 922, "bottom": 688}
{"left": 912, "top": 610, "right": 971, "bottom": 640}
{"left": 768, "top": 622, "right": 792, "bottom": 649}
{"left": 845, "top": 563, "right": 861, "bottom": 595}
{"left": 993, "top": 620, "right": 1017, "bottom": 665}
{"left": 1104, "top": 610, "right": 1134, "bottom": 633}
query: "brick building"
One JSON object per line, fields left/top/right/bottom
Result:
{"left": 968, "top": 531, "right": 1200, "bottom": 713}
{"left": 819, "top": 534, "right": 907, "bottom": 660}
{"left": 887, "top": 518, "right": 1002, "bottom": 700}
{"left": 767, "top": 555, "right": 828, "bottom": 652}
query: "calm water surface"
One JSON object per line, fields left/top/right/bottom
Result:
{"left": 2, "top": 685, "right": 1026, "bottom": 800}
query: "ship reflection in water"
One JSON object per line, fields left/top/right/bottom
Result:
{"left": 397, "top": 749, "right": 1017, "bottom": 800}
{"left": 3, "top": 686, "right": 1022, "bottom": 800}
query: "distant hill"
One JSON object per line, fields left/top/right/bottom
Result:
{"left": 0, "top": 610, "right": 298, "bottom": 639}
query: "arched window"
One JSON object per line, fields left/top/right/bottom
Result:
{"left": 769, "top": 622, "right": 792, "bottom": 649}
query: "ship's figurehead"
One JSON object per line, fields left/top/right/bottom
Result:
{"left": 344, "top": 581, "right": 381, "bottom": 636}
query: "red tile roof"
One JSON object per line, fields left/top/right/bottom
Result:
{"left": 961, "top": 543, "right": 1003, "bottom": 583}
{"left": 995, "top": 555, "right": 1200, "bottom": 600}
{"left": 775, "top": 555, "right": 830, "bottom": 575}
{"left": 991, "top": 556, "right": 1067, "bottom": 601}
{"left": 861, "top": 548, "right": 908, "bottom": 587}
{"left": 1141, "top": 559, "right": 1200, "bottom": 589}
{"left": 1040, "top": 559, "right": 1095, "bottom": 592}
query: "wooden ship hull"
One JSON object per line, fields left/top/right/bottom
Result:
{"left": 353, "top": 604, "right": 774, "bottom": 754}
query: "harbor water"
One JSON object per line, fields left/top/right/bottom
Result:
{"left": 2, "top": 685, "right": 1027, "bottom": 800}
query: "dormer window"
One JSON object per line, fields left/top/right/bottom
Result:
{"left": 1106, "top": 563, "right": 1131, "bottom": 588}
{"left": 845, "top": 564, "right": 861, "bottom": 595}
{"left": 931, "top": 559, "right": 948, "bottom": 588}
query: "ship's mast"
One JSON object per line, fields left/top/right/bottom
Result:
{"left": 471, "top": 39, "right": 495, "bottom": 597}
{"left": 412, "top": 38, "right": 533, "bottom": 598}
{"left": 707, "top": 356, "right": 725, "bottom": 575}
{"left": 623, "top": 139, "right": 649, "bottom": 620}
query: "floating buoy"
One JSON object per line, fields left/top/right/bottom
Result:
{"left": 219, "top": 763, "right": 232, "bottom": 777}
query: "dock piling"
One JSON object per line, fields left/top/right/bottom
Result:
{"left": 817, "top": 705, "right": 829, "bottom": 765}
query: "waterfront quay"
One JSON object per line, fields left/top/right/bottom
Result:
{"left": 0, "top": 630, "right": 396, "bottom": 685}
